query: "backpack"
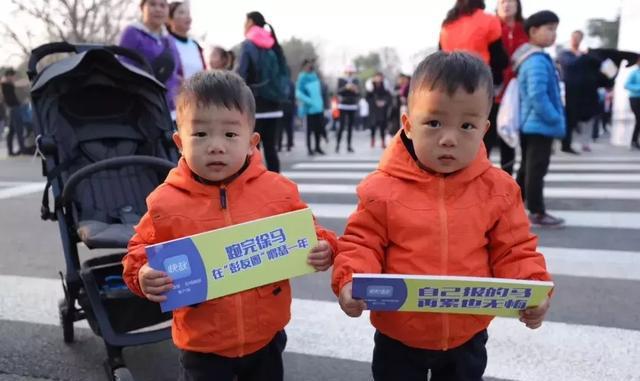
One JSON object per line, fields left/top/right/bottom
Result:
{"left": 251, "top": 47, "right": 290, "bottom": 103}
{"left": 496, "top": 78, "right": 520, "bottom": 148}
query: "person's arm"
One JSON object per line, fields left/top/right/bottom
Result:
{"left": 236, "top": 41, "right": 252, "bottom": 83}
{"left": 119, "top": 26, "right": 142, "bottom": 68}
{"left": 625, "top": 70, "right": 640, "bottom": 93}
{"left": 489, "top": 38, "right": 509, "bottom": 86}
{"left": 123, "top": 211, "right": 161, "bottom": 298}
{"left": 523, "top": 56, "right": 564, "bottom": 124}
{"left": 331, "top": 180, "right": 388, "bottom": 296}
{"left": 337, "top": 78, "right": 350, "bottom": 97}
{"left": 488, "top": 185, "right": 552, "bottom": 329}
{"left": 487, "top": 185, "right": 551, "bottom": 282}
{"left": 295, "top": 76, "right": 313, "bottom": 107}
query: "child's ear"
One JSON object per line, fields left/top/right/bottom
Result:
{"left": 249, "top": 132, "right": 260, "bottom": 154}
{"left": 483, "top": 120, "right": 491, "bottom": 136}
{"left": 401, "top": 113, "right": 413, "bottom": 139}
{"left": 172, "top": 132, "right": 183, "bottom": 153}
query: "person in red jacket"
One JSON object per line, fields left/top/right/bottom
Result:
{"left": 123, "top": 71, "right": 337, "bottom": 381}
{"left": 332, "top": 52, "right": 551, "bottom": 381}
{"left": 484, "top": 0, "right": 529, "bottom": 174}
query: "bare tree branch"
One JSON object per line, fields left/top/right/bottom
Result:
{"left": 5, "top": 0, "right": 136, "bottom": 52}
{"left": 1, "top": 22, "right": 32, "bottom": 57}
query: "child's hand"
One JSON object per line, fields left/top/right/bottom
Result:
{"left": 138, "top": 263, "right": 173, "bottom": 303}
{"left": 519, "top": 298, "right": 550, "bottom": 329}
{"left": 307, "top": 240, "right": 333, "bottom": 271}
{"left": 339, "top": 282, "right": 367, "bottom": 318}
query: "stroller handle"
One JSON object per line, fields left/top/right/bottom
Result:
{"left": 28, "top": 42, "right": 154, "bottom": 81}
{"left": 61, "top": 156, "right": 176, "bottom": 207}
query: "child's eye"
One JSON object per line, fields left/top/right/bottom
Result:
{"left": 425, "top": 120, "right": 441, "bottom": 128}
{"left": 225, "top": 132, "right": 239, "bottom": 138}
{"left": 192, "top": 132, "right": 207, "bottom": 137}
{"left": 461, "top": 123, "right": 476, "bottom": 130}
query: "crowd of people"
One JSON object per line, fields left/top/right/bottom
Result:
{"left": 1, "top": 0, "right": 639, "bottom": 164}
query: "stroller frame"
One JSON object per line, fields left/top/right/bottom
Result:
{"left": 29, "top": 42, "right": 177, "bottom": 381}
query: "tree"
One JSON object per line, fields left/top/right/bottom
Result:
{"left": 353, "top": 51, "right": 381, "bottom": 79}
{"left": 2, "top": 0, "right": 135, "bottom": 60}
{"left": 378, "top": 47, "right": 401, "bottom": 80}
{"left": 280, "top": 36, "right": 319, "bottom": 81}
{"left": 586, "top": 17, "right": 620, "bottom": 49}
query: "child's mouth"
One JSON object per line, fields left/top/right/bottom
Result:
{"left": 438, "top": 154, "right": 456, "bottom": 161}
{"left": 207, "top": 161, "right": 226, "bottom": 168}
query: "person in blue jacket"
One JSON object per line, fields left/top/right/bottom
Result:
{"left": 512, "top": 10, "right": 565, "bottom": 227}
{"left": 624, "top": 57, "right": 640, "bottom": 150}
{"left": 296, "top": 58, "right": 326, "bottom": 155}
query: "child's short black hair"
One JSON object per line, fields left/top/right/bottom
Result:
{"left": 4, "top": 68, "right": 16, "bottom": 76}
{"left": 176, "top": 70, "right": 256, "bottom": 129}
{"left": 524, "top": 10, "right": 560, "bottom": 36}
{"left": 408, "top": 51, "right": 493, "bottom": 108}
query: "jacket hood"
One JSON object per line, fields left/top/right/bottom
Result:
{"left": 245, "top": 25, "right": 275, "bottom": 49}
{"left": 378, "top": 130, "right": 492, "bottom": 186}
{"left": 512, "top": 43, "right": 544, "bottom": 71}
{"left": 165, "top": 148, "right": 266, "bottom": 195}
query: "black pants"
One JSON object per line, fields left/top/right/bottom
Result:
{"left": 516, "top": 133, "right": 553, "bottom": 214}
{"left": 256, "top": 118, "right": 280, "bottom": 173}
{"left": 370, "top": 119, "right": 387, "bottom": 143}
{"left": 306, "top": 113, "right": 324, "bottom": 152}
{"left": 562, "top": 87, "right": 579, "bottom": 150}
{"left": 372, "top": 330, "right": 488, "bottom": 381}
{"left": 337, "top": 109, "right": 356, "bottom": 150}
{"left": 277, "top": 114, "right": 294, "bottom": 151}
{"left": 180, "top": 331, "right": 287, "bottom": 381}
{"left": 6, "top": 106, "right": 26, "bottom": 155}
{"left": 630, "top": 97, "right": 640, "bottom": 145}
{"left": 484, "top": 103, "right": 516, "bottom": 174}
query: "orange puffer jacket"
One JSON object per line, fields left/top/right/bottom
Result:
{"left": 124, "top": 151, "right": 337, "bottom": 357}
{"left": 332, "top": 131, "right": 551, "bottom": 350}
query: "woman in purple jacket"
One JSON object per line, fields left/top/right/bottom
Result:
{"left": 120, "top": 0, "right": 183, "bottom": 113}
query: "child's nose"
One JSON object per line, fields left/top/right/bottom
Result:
{"left": 208, "top": 139, "right": 225, "bottom": 153}
{"left": 439, "top": 131, "right": 457, "bottom": 147}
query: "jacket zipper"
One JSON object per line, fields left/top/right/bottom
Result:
{"left": 219, "top": 185, "right": 245, "bottom": 355}
{"left": 438, "top": 176, "right": 450, "bottom": 351}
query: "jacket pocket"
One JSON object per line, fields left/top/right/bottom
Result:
{"left": 255, "top": 281, "right": 292, "bottom": 332}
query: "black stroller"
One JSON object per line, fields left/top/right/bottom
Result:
{"left": 28, "top": 42, "right": 178, "bottom": 380}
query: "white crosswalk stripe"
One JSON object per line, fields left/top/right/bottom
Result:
{"left": 284, "top": 170, "right": 640, "bottom": 183}
{"left": 297, "top": 183, "right": 640, "bottom": 199}
{"left": 307, "top": 203, "right": 640, "bottom": 230}
{"left": 310, "top": 155, "right": 640, "bottom": 163}
{"left": 292, "top": 162, "right": 640, "bottom": 171}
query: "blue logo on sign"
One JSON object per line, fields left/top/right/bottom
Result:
{"left": 163, "top": 255, "right": 191, "bottom": 280}
{"left": 366, "top": 285, "right": 394, "bottom": 298}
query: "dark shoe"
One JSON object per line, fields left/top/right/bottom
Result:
{"left": 529, "top": 213, "right": 565, "bottom": 228}
{"left": 561, "top": 147, "right": 580, "bottom": 155}
{"left": 632, "top": 142, "right": 640, "bottom": 150}
{"left": 347, "top": 146, "right": 354, "bottom": 153}
{"left": 307, "top": 150, "right": 315, "bottom": 156}
{"left": 371, "top": 137, "right": 375, "bottom": 148}
{"left": 335, "top": 146, "right": 340, "bottom": 153}
{"left": 315, "top": 148, "right": 326, "bottom": 155}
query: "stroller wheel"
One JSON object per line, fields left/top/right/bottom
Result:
{"left": 58, "top": 298, "right": 74, "bottom": 343}
{"left": 113, "top": 366, "right": 134, "bottom": 381}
